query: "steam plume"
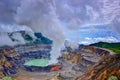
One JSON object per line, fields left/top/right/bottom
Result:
{"left": 0, "top": 24, "right": 33, "bottom": 47}
{"left": 15, "top": 0, "right": 65, "bottom": 64}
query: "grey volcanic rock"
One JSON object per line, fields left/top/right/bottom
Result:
{"left": 0, "top": 43, "right": 115, "bottom": 80}
{"left": 77, "top": 54, "right": 120, "bottom": 80}
{"left": 0, "top": 43, "right": 51, "bottom": 78}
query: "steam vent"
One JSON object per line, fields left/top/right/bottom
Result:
{"left": 0, "top": 32, "right": 120, "bottom": 80}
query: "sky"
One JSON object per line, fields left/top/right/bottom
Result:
{"left": 0, "top": 0, "right": 120, "bottom": 45}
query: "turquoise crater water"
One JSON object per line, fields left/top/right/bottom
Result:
{"left": 24, "top": 59, "right": 49, "bottom": 67}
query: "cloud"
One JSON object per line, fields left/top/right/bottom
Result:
{"left": 0, "top": 0, "right": 119, "bottom": 47}
{"left": 101, "top": 0, "right": 120, "bottom": 22}
{"left": 0, "top": 0, "right": 119, "bottom": 64}
{"left": 80, "top": 36, "right": 119, "bottom": 45}
{"left": 0, "top": 24, "right": 33, "bottom": 32}
{"left": 0, "top": 0, "right": 20, "bottom": 24}
{"left": 55, "top": 0, "right": 120, "bottom": 32}
{"left": 112, "top": 16, "right": 120, "bottom": 34}
{"left": 0, "top": 0, "right": 119, "bottom": 33}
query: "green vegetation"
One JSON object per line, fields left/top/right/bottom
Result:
{"left": 2, "top": 77, "right": 13, "bottom": 80}
{"left": 34, "top": 32, "right": 52, "bottom": 44}
{"left": 90, "top": 42, "right": 120, "bottom": 54}
{"left": 34, "top": 32, "right": 43, "bottom": 38}
{"left": 33, "top": 39, "right": 41, "bottom": 44}
{"left": 24, "top": 34, "right": 33, "bottom": 41}
{"left": 24, "top": 59, "right": 49, "bottom": 67}
{"left": 108, "top": 76, "right": 118, "bottom": 80}
{"left": 23, "top": 32, "right": 52, "bottom": 44}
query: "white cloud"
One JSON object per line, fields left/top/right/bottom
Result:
{"left": 101, "top": 0, "right": 120, "bottom": 22}
{"left": 0, "top": 0, "right": 120, "bottom": 33}
{"left": 0, "top": 24, "right": 33, "bottom": 32}
{"left": 86, "top": 5, "right": 99, "bottom": 21}
{"left": 80, "top": 36, "right": 119, "bottom": 45}
{"left": 0, "top": 0, "right": 120, "bottom": 47}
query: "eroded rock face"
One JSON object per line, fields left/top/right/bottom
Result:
{"left": 76, "top": 54, "right": 120, "bottom": 80}
{"left": 0, "top": 48, "right": 18, "bottom": 78}
{"left": 0, "top": 44, "right": 51, "bottom": 78}
{"left": 61, "top": 46, "right": 111, "bottom": 72}
{"left": 0, "top": 45, "right": 119, "bottom": 80}
{"left": 60, "top": 46, "right": 120, "bottom": 80}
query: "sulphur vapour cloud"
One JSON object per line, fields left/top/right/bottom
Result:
{"left": 15, "top": 0, "right": 65, "bottom": 64}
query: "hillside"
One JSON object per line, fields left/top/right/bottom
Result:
{"left": 90, "top": 42, "right": 120, "bottom": 54}
{"left": 9, "top": 31, "right": 53, "bottom": 45}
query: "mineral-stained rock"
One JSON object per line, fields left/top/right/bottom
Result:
{"left": 0, "top": 44, "right": 118, "bottom": 80}
{"left": 0, "top": 72, "right": 4, "bottom": 78}
{"left": 69, "top": 54, "right": 82, "bottom": 65}
{"left": 0, "top": 49, "right": 18, "bottom": 78}
{"left": 50, "top": 65, "right": 61, "bottom": 71}
{"left": 59, "top": 72, "right": 75, "bottom": 79}
{"left": 0, "top": 44, "right": 51, "bottom": 78}
{"left": 76, "top": 54, "right": 120, "bottom": 80}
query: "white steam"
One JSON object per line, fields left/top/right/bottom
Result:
{"left": 64, "top": 40, "right": 79, "bottom": 50}
{"left": 0, "top": 32, "right": 25, "bottom": 47}
{"left": 0, "top": 24, "right": 33, "bottom": 47}
{"left": 0, "top": 33, "right": 16, "bottom": 47}
{"left": 15, "top": 0, "right": 65, "bottom": 64}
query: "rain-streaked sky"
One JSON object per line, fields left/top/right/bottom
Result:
{"left": 0, "top": 0, "right": 120, "bottom": 44}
